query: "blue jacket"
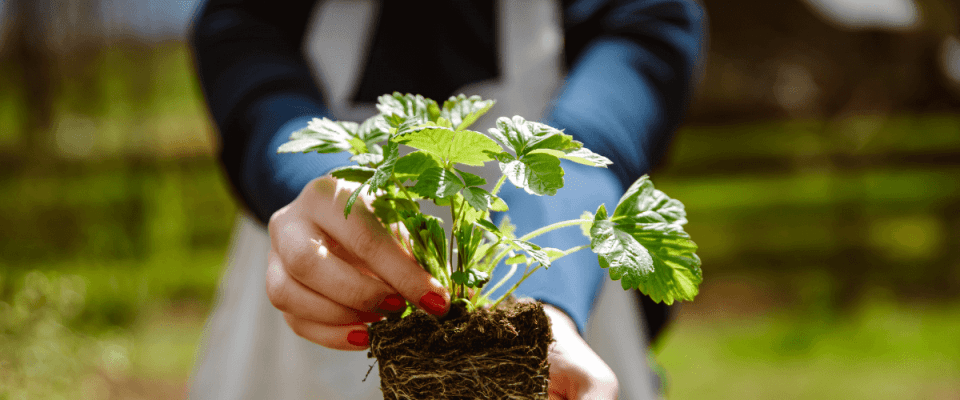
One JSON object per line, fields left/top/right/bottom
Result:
{"left": 190, "top": 0, "right": 706, "bottom": 337}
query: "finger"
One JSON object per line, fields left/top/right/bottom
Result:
{"left": 545, "top": 305, "right": 619, "bottom": 400}
{"left": 282, "top": 312, "right": 370, "bottom": 350}
{"left": 549, "top": 340, "right": 619, "bottom": 400}
{"left": 266, "top": 251, "right": 384, "bottom": 325}
{"left": 269, "top": 218, "right": 406, "bottom": 314}
{"left": 304, "top": 176, "right": 449, "bottom": 316}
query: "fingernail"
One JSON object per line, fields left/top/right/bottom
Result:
{"left": 380, "top": 294, "right": 406, "bottom": 312}
{"left": 347, "top": 330, "right": 369, "bottom": 347}
{"left": 359, "top": 312, "right": 383, "bottom": 323}
{"left": 419, "top": 291, "right": 447, "bottom": 316}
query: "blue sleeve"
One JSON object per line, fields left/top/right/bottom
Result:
{"left": 190, "top": 0, "right": 350, "bottom": 224}
{"left": 492, "top": 163, "right": 624, "bottom": 334}
{"left": 500, "top": 0, "right": 706, "bottom": 333}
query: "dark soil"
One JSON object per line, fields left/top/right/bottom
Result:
{"left": 368, "top": 300, "right": 553, "bottom": 400}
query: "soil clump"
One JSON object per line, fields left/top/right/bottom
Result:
{"left": 368, "top": 300, "right": 553, "bottom": 400}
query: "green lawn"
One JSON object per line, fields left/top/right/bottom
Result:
{"left": 657, "top": 292, "right": 960, "bottom": 400}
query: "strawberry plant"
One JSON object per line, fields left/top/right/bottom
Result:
{"left": 279, "top": 92, "right": 702, "bottom": 399}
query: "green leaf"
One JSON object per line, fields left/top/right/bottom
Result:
{"left": 528, "top": 147, "right": 613, "bottom": 167}
{"left": 395, "top": 126, "right": 502, "bottom": 166}
{"left": 590, "top": 215, "right": 655, "bottom": 282}
{"left": 349, "top": 151, "right": 383, "bottom": 165}
{"left": 278, "top": 118, "right": 360, "bottom": 154}
{"left": 460, "top": 203, "right": 486, "bottom": 226}
{"left": 343, "top": 184, "right": 366, "bottom": 219}
{"left": 461, "top": 186, "right": 507, "bottom": 214}
{"left": 441, "top": 94, "right": 495, "bottom": 131}
{"left": 500, "top": 153, "right": 564, "bottom": 196}
{"left": 435, "top": 117, "right": 454, "bottom": 128}
{"left": 342, "top": 142, "right": 399, "bottom": 218}
{"left": 455, "top": 224, "right": 484, "bottom": 268}
{"left": 509, "top": 239, "right": 551, "bottom": 268}
{"left": 487, "top": 116, "right": 569, "bottom": 157}
{"left": 488, "top": 151, "right": 515, "bottom": 164}
{"left": 462, "top": 187, "right": 492, "bottom": 213}
{"left": 634, "top": 233, "right": 701, "bottom": 304}
{"left": 347, "top": 137, "right": 368, "bottom": 155}
{"left": 612, "top": 175, "right": 688, "bottom": 225}
{"left": 451, "top": 269, "right": 490, "bottom": 288}
{"left": 376, "top": 92, "right": 439, "bottom": 127}
{"left": 398, "top": 211, "right": 447, "bottom": 279}
{"left": 590, "top": 178, "right": 702, "bottom": 304}
{"left": 358, "top": 114, "right": 391, "bottom": 145}
{"left": 366, "top": 141, "right": 400, "bottom": 192}
{"left": 276, "top": 136, "right": 330, "bottom": 154}
{"left": 394, "top": 151, "right": 443, "bottom": 183}
{"left": 486, "top": 115, "right": 612, "bottom": 168}
{"left": 392, "top": 118, "right": 421, "bottom": 138}
{"left": 371, "top": 194, "right": 419, "bottom": 225}
{"left": 595, "top": 203, "right": 608, "bottom": 220}
{"left": 475, "top": 219, "right": 501, "bottom": 235}
{"left": 410, "top": 167, "right": 464, "bottom": 199}
{"left": 435, "top": 193, "right": 485, "bottom": 226}
{"left": 489, "top": 196, "right": 508, "bottom": 212}
{"left": 329, "top": 166, "right": 375, "bottom": 183}
{"left": 455, "top": 168, "right": 487, "bottom": 187}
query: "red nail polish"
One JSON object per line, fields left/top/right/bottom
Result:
{"left": 359, "top": 312, "right": 383, "bottom": 323}
{"left": 347, "top": 330, "right": 369, "bottom": 347}
{"left": 380, "top": 294, "right": 406, "bottom": 312}
{"left": 419, "top": 291, "right": 447, "bottom": 316}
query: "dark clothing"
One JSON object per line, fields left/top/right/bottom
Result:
{"left": 190, "top": 0, "right": 705, "bottom": 340}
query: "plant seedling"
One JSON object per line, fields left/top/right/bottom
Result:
{"left": 278, "top": 92, "right": 702, "bottom": 313}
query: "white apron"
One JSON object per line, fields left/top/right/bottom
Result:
{"left": 189, "top": 1, "right": 660, "bottom": 398}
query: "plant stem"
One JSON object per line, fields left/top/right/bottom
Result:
{"left": 490, "top": 174, "right": 508, "bottom": 196}
{"left": 391, "top": 176, "right": 417, "bottom": 203}
{"left": 517, "top": 218, "right": 593, "bottom": 243}
{"left": 480, "top": 261, "right": 518, "bottom": 304}
{"left": 489, "top": 264, "right": 540, "bottom": 310}
{"left": 449, "top": 197, "right": 458, "bottom": 297}
{"left": 486, "top": 243, "right": 591, "bottom": 309}
{"left": 486, "top": 218, "right": 593, "bottom": 271}
{"left": 560, "top": 244, "right": 592, "bottom": 257}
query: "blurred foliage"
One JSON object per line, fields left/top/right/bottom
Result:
{"left": 658, "top": 288, "right": 960, "bottom": 399}
{"left": 0, "top": 42, "right": 210, "bottom": 160}
{"left": 0, "top": 158, "right": 235, "bottom": 329}
{"left": 0, "top": 271, "right": 130, "bottom": 399}
{"left": 653, "top": 114, "right": 960, "bottom": 307}
{"left": 0, "top": 271, "right": 206, "bottom": 399}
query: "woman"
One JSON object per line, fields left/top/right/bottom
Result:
{"left": 188, "top": 0, "right": 706, "bottom": 398}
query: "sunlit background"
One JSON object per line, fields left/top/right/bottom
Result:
{"left": 1, "top": 0, "right": 958, "bottom": 399}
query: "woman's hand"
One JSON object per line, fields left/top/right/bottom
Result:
{"left": 544, "top": 304, "right": 620, "bottom": 400}
{"left": 265, "top": 175, "right": 450, "bottom": 350}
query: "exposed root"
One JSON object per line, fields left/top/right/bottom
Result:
{"left": 369, "top": 301, "right": 552, "bottom": 400}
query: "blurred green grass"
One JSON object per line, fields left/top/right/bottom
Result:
{"left": 1, "top": 43, "right": 959, "bottom": 399}
{"left": 658, "top": 290, "right": 960, "bottom": 399}
{"left": 0, "top": 160, "right": 234, "bottom": 328}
